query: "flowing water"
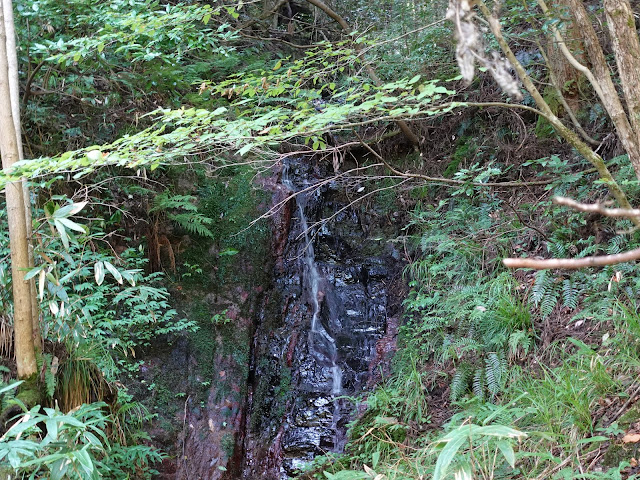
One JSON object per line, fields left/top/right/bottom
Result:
{"left": 282, "top": 163, "right": 345, "bottom": 458}
{"left": 240, "top": 158, "right": 403, "bottom": 479}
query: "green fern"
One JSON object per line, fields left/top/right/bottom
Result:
{"left": 508, "top": 330, "right": 531, "bottom": 359}
{"left": 168, "top": 212, "right": 215, "bottom": 238}
{"left": 451, "top": 364, "right": 473, "bottom": 401}
{"left": 150, "top": 193, "right": 199, "bottom": 212}
{"left": 150, "top": 191, "right": 215, "bottom": 238}
{"left": 561, "top": 278, "right": 580, "bottom": 309}
{"left": 532, "top": 270, "right": 559, "bottom": 318}
{"left": 472, "top": 368, "right": 486, "bottom": 401}
{"left": 485, "top": 352, "right": 506, "bottom": 397}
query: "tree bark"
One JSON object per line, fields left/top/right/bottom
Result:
{"left": 563, "top": 0, "right": 640, "bottom": 180}
{"left": 0, "top": 2, "right": 37, "bottom": 378}
{"left": 2, "top": 0, "right": 40, "bottom": 353}
{"left": 604, "top": 0, "right": 640, "bottom": 148}
{"left": 476, "top": 0, "right": 637, "bottom": 223}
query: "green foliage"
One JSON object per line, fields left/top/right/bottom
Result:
{"left": 24, "top": 197, "right": 197, "bottom": 364}
{"left": 432, "top": 423, "right": 526, "bottom": 480}
{"left": 401, "top": 198, "right": 529, "bottom": 401}
{"left": 1, "top": 40, "right": 458, "bottom": 187}
{"left": 0, "top": 401, "right": 163, "bottom": 479}
{"left": 151, "top": 191, "right": 215, "bottom": 238}
{"left": 17, "top": 0, "right": 238, "bottom": 153}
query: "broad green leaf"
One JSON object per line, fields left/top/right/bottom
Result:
{"left": 74, "top": 446, "right": 94, "bottom": 474}
{"left": 24, "top": 265, "right": 45, "bottom": 281}
{"left": 237, "top": 143, "right": 254, "bottom": 156}
{"left": 0, "top": 381, "right": 22, "bottom": 395}
{"left": 53, "top": 219, "right": 70, "bottom": 250}
{"left": 94, "top": 261, "right": 105, "bottom": 285}
{"left": 372, "top": 450, "right": 380, "bottom": 470}
{"left": 475, "top": 425, "right": 527, "bottom": 439}
{"left": 50, "top": 457, "right": 70, "bottom": 480}
{"left": 45, "top": 418, "right": 59, "bottom": 441}
{"left": 496, "top": 440, "right": 516, "bottom": 468}
{"left": 433, "top": 427, "right": 470, "bottom": 480}
{"left": 103, "top": 261, "right": 123, "bottom": 284}
{"left": 57, "top": 217, "right": 86, "bottom": 234}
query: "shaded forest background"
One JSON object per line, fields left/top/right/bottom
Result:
{"left": 2, "top": 0, "right": 640, "bottom": 479}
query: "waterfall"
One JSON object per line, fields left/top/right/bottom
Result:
{"left": 282, "top": 163, "right": 344, "bottom": 447}
{"left": 240, "top": 158, "right": 397, "bottom": 479}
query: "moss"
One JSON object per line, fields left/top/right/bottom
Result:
{"left": 617, "top": 404, "right": 640, "bottom": 428}
{"left": 535, "top": 86, "right": 562, "bottom": 138}
{"left": 221, "top": 432, "right": 236, "bottom": 458}
{"left": 250, "top": 358, "right": 292, "bottom": 432}
{"left": 16, "top": 374, "right": 42, "bottom": 409}
{"left": 602, "top": 441, "right": 640, "bottom": 468}
{"left": 0, "top": 466, "right": 13, "bottom": 480}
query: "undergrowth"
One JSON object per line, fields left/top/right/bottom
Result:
{"left": 310, "top": 174, "right": 640, "bottom": 479}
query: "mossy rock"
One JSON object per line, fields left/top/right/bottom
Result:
{"left": 15, "top": 375, "right": 42, "bottom": 409}
{"left": 602, "top": 441, "right": 640, "bottom": 468}
{"left": 602, "top": 405, "right": 640, "bottom": 467}
{"left": 617, "top": 404, "right": 640, "bottom": 428}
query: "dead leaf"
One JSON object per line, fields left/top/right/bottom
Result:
{"left": 622, "top": 433, "right": 640, "bottom": 443}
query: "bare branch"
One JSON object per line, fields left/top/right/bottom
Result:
{"left": 553, "top": 195, "right": 640, "bottom": 219}
{"left": 503, "top": 248, "right": 640, "bottom": 270}
{"left": 356, "top": 133, "right": 563, "bottom": 188}
{"left": 537, "top": 44, "right": 600, "bottom": 146}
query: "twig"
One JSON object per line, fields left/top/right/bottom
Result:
{"left": 602, "top": 381, "right": 640, "bottom": 428}
{"left": 503, "top": 200, "right": 550, "bottom": 241}
{"left": 356, "top": 133, "right": 556, "bottom": 188}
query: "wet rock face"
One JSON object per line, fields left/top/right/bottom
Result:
{"left": 243, "top": 159, "right": 402, "bottom": 478}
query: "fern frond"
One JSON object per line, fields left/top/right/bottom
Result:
{"left": 472, "top": 367, "right": 486, "bottom": 400}
{"left": 508, "top": 330, "right": 531, "bottom": 359}
{"left": 531, "top": 270, "right": 552, "bottom": 305}
{"left": 169, "top": 213, "right": 215, "bottom": 238}
{"left": 150, "top": 193, "right": 199, "bottom": 212}
{"left": 562, "top": 278, "right": 580, "bottom": 310}
{"left": 485, "top": 352, "right": 503, "bottom": 396}
{"left": 547, "top": 241, "right": 567, "bottom": 257}
{"left": 451, "top": 364, "right": 473, "bottom": 401}
{"left": 606, "top": 235, "right": 626, "bottom": 255}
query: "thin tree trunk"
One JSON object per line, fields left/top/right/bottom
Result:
{"left": 604, "top": 0, "right": 640, "bottom": 146}
{"left": 2, "top": 0, "right": 40, "bottom": 353}
{"left": 476, "top": 0, "right": 637, "bottom": 223}
{"left": 0, "top": 2, "right": 37, "bottom": 379}
{"left": 563, "top": 0, "right": 640, "bottom": 180}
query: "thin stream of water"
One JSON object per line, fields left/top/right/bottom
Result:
{"left": 283, "top": 163, "right": 344, "bottom": 452}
